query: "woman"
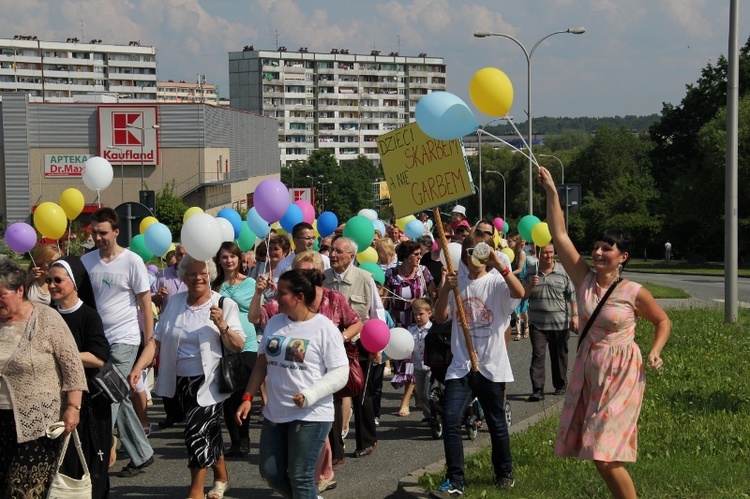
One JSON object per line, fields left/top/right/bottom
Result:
{"left": 508, "top": 233, "right": 529, "bottom": 340}
{"left": 48, "top": 257, "right": 112, "bottom": 499}
{"left": 130, "top": 256, "right": 245, "bottom": 499}
{"left": 24, "top": 243, "right": 61, "bottom": 306}
{"left": 212, "top": 241, "right": 258, "bottom": 458}
{"left": 384, "top": 240, "right": 437, "bottom": 417}
{"left": 374, "top": 238, "right": 397, "bottom": 273}
{"left": 0, "top": 259, "right": 87, "bottom": 496}
{"left": 538, "top": 166, "right": 671, "bottom": 498}
{"left": 237, "top": 268, "right": 349, "bottom": 499}
{"left": 248, "top": 235, "right": 291, "bottom": 283}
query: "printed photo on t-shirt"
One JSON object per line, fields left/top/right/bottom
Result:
{"left": 285, "top": 338, "right": 309, "bottom": 363}
{"left": 266, "top": 336, "right": 283, "bottom": 357}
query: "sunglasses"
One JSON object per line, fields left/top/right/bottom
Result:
{"left": 45, "top": 276, "right": 69, "bottom": 285}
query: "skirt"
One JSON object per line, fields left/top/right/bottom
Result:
{"left": 176, "top": 375, "right": 225, "bottom": 469}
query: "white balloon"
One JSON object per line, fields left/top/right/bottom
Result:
{"left": 181, "top": 213, "right": 222, "bottom": 261}
{"left": 440, "top": 242, "right": 464, "bottom": 269}
{"left": 384, "top": 327, "right": 415, "bottom": 360}
{"left": 216, "top": 217, "right": 235, "bottom": 243}
{"left": 82, "top": 156, "right": 114, "bottom": 191}
{"left": 358, "top": 208, "right": 378, "bottom": 221}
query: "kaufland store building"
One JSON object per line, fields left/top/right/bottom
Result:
{"left": 0, "top": 93, "right": 280, "bottom": 224}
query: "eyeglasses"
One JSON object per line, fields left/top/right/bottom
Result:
{"left": 45, "top": 276, "right": 69, "bottom": 285}
{"left": 480, "top": 230, "right": 494, "bottom": 237}
{"left": 186, "top": 272, "right": 209, "bottom": 280}
{"left": 296, "top": 236, "right": 316, "bottom": 241}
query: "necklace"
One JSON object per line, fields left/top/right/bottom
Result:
{"left": 594, "top": 274, "right": 620, "bottom": 303}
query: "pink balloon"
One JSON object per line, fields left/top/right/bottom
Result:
{"left": 294, "top": 199, "right": 316, "bottom": 224}
{"left": 360, "top": 319, "right": 391, "bottom": 353}
{"left": 254, "top": 179, "right": 290, "bottom": 223}
{"left": 493, "top": 217, "right": 504, "bottom": 232}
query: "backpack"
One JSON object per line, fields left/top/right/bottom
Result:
{"left": 424, "top": 319, "right": 453, "bottom": 384}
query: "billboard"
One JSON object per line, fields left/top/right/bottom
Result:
{"left": 44, "top": 154, "right": 92, "bottom": 178}
{"left": 98, "top": 106, "right": 159, "bottom": 165}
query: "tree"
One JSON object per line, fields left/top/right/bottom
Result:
{"left": 155, "top": 180, "right": 187, "bottom": 241}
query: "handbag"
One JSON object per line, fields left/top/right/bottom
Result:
{"left": 217, "top": 296, "right": 251, "bottom": 393}
{"left": 90, "top": 360, "right": 131, "bottom": 403}
{"left": 335, "top": 341, "right": 365, "bottom": 398}
{"left": 578, "top": 277, "right": 622, "bottom": 350}
{"left": 46, "top": 428, "right": 92, "bottom": 499}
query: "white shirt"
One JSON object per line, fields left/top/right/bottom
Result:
{"left": 409, "top": 320, "right": 432, "bottom": 372}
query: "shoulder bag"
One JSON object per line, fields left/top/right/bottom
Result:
{"left": 90, "top": 360, "right": 131, "bottom": 403}
{"left": 577, "top": 277, "right": 622, "bottom": 350}
{"left": 217, "top": 296, "right": 252, "bottom": 393}
{"left": 335, "top": 340, "right": 365, "bottom": 398}
{"left": 46, "top": 429, "right": 92, "bottom": 498}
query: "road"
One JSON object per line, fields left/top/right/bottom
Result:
{"left": 627, "top": 271, "right": 750, "bottom": 307}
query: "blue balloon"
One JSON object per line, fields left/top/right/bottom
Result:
{"left": 317, "top": 211, "right": 339, "bottom": 238}
{"left": 144, "top": 222, "right": 172, "bottom": 257}
{"left": 405, "top": 218, "right": 425, "bottom": 240}
{"left": 246, "top": 207, "right": 271, "bottom": 238}
{"left": 415, "top": 91, "right": 478, "bottom": 140}
{"left": 372, "top": 219, "right": 386, "bottom": 239}
{"left": 217, "top": 208, "right": 243, "bottom": 239}
{"left": 279, "top": 203, "right": 303, "bottom": 233}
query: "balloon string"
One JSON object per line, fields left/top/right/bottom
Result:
{"left": 67, "top": 220, "right": 71, "bottom": 256}
{"left": 28, "top": 253, "right": 37, "bottom": 269}
{"left": 379, "top": 286, "right": 411, "bottom": 302}
{"left": 477, "top": 128, "right": 541, "bottom": 169}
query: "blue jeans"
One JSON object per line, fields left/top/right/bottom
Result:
{"left": 109, "top": 343, "right": 153, "bottom": 467}
{"left": 442, "top": 372, "right": 512, "bottom": 487}
{"left": 259, "top": 419, "right": 331, "bottom": 499}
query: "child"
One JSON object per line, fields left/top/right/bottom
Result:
{"left": 409, "top": 298, "right": 433, "bottom": 423}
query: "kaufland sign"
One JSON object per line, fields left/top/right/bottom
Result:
{"left": 98, "top": 106, "right": 159, "bottom": 165}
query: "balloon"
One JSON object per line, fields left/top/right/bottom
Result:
{"left": 493, "top": 217, "right": 504, "bottom": 233}
{"left": 272, "top": 222, "right": 287, "bottom": 236}
{"left": 183, "top": 207, "right": 203, "bottom": 223}
{"left": 359, "top": 261, "right": 385, "bottom": 286}
{"left": 181, "top": 213, "right": 223, "bottom": 261}
{"left": 518, "top": 215, "right": 541, "bottom": 243}
{"left": 343, "top": 215, "right": 375, "bottom": 250}
{"left": 144, "top": 222, "right": 172, "bottom": 257}
{"left": 294, "top": 200, "right": 316, "bottom": 225}
{"left": 469, "top": 67, "right": 514, "bottom": 117}
{"left": 384, "top": 327, "right": 415, "bottom": 360}
{"left": 357, "top": 246, "right": 378, "bottom": 264}
{"left": 139, "top": 216, "right": 158, "bottom": 235}
{"left": 280, "top": 203, "right": 304, "bottom": 233}
{"left": 4, "top": 222, "right": 37, "bottom": 253}
{"left": 503, "top": 221, "right": 510, "bottom": 234}
{"left": 59, "top": 188, "right": 85, "bottom": 221}
{"left": 216, "top": 217, "right": 235, "bottom": 243}
{"left": 501, "top": 247, "right": 515, "bottom": 262}
{"left": 246, "top": 207, "right": 271, "bottom": 238}
{"left": 316, "top": 211, "right": 339, "bottom": 238}
{"left": 33, "top": 202, "right": 67, "bottom": 240}
{"left": 360, "top": 319, "right": 391, "bottom": 353}
{"left": 396, "top": 215, "right": 416, "bottom": 232}
{"left": 494, "top": 231, "right": 502, "bottom": 248}
{"left": 254, "top": 179, "right": 290, "bottom": 223}
{"left": 129, "top": 234, "right": 154, "bottom": 263}
{"left": 236, "top": 224, "right": 257, "bottom": 252}
{"left": 531, "top": 222, "right": 552, "bottom": 247}
{"left": 217, "top": 208, "right": 244, "bottom": 239}
{"left": 358, "top": 208, "right": 378, "bottom": 221}
{"left": 440, "top": 242, "right": 464, "bottom": 269}
{"left": 372, "top": 219, "right": 386, "bottom": 238}
{"left": 147, "top": 264, "right": 159, "bottom": 275}
{"left": 312, "top": 219, "right": 320, "bottom": 238}
{"left": 415, "top": 91, "right": 478, "bottom": 140}
{"left": 405, "top": 219, "right": 425, "bottom": 240}
{"left": 82, "top": 156, "right": 114, "bottom": 191}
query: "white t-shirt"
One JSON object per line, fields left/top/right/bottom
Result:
{"left": 457, "top": 249, "right": 512, "bottom": 276}
{"left": 446, "top": 273, "right": 519, "bottom": 382}
{"left": 260, "top": 313, "right": 348, "bottom": 423}
{"left": 82, "top": 249, "right": 150, "bottom": 346}
{"left": 275, "top": 251, "right": 331, "bottom": 276}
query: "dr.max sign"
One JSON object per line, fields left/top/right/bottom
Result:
{"left": 44, "top": 154, "right": 92, "bottom": 178}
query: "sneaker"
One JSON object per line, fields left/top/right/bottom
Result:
{"left": 496, "top": 475, "right": 515, "bottom": 489}
{"left": 527, "top": 390, "right": 545, "bottom": 402}
{"left": 317, "top": 478, "right": 337, "bottom": 493}
{"left": 430, "top": 479, "right": 464, "bottom": 498}
{"left": 117, "top": 456, "right": 154, "bottom": 477}
{"left": 554, "top": 387, "right": 567, "bottom": 396}
{"left": 374, "top": 417, "right": 380, "bottom": 427}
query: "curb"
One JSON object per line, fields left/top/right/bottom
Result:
{"left": 395, "top": 399, "right": 566, "bottom": 498}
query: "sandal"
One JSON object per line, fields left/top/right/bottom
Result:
{"left": 207, "top": 480, "right": 229, "bottom": 499}
{"left": 513, "top": 334, "right": 521, "bottom": 341}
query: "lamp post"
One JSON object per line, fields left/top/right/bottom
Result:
{"left": 306, "top": 174, "right": 324, "bottom": 210}
{"left": 321, "top": 181, "right": 332, "bottom": 212}
{"left": 485, "top": 170, "right": 506, "bottom": 222}
{"left": 107, "top": 145, "right": 124, "bottom": 203}
{"left": 474, "top": 27, "right": 585, "bottom": 215}
{"left": 127, "top": 123, "right": 160, "bottom": 192}
{"left": 539, "top": 153, "right": 568, "bottom": 231}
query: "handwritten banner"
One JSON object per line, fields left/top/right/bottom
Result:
{"left": 377, "top": 123, "right": 475, "bottom": 218}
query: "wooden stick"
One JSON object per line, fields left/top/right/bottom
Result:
{"left": 432, "top": 207, "right": 478, "bottom": 372}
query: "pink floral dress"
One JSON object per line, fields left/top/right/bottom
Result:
{"left": 555, "top": 271, "right": 646, "bottom": 462}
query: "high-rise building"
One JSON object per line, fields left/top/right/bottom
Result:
{"left": 0, "top": 35, "right": 157, "bottom": 102}
{"left": 157, "top": 76, "right": 219, "bottom": 104}
{"left": 229, "top": 47, "right": 446, "bottom": 165}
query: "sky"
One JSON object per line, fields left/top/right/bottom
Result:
{"left": 2, "top": 0, "right": 749, "bottom": 121}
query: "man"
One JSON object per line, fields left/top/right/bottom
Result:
{"left": 275, "top": 222, "right": 330, "bottom": 275}
{"left": 324, "top": 236, "right": 385, "bottom": 460}
{"left": 452, "top": 220, "right": 471, "bottom": 243}
{"left": 242, "top": 250, "right": 256, "bottom": 275}
{"left": 664, "top": 240, "right": 672, "bottom": 261}
{"left": 82, "top": 208, "right": 155, "bottom": 477}
{"left": 522, "top": 243, "right": 578, "bottom": 402}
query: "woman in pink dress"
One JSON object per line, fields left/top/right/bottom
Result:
{"left": 538, "top": 166, "right": 671, "bottom": 498}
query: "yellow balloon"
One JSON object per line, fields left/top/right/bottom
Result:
{"left": 531, "top": 222, "right": 552, "bottom": 247}
{"left": 162, "top": 243, "right": 176, "bottom": 259}
{"left": 469, "top": 67, "right": 514, "bottom": 117}
{"left": 396, "top": 215, "right": 416, "bottom": 232}
{"left": 501, "top": 247, "right": 515, "bottom": 262}
{"left": 312, "top": 219, "right": 320, "bottom": 238}
{"left": 493, "top": 230, "right": 501, "bottom": 248}
{"left": 272, "top": 222, "right": 287, "bottom": 237}
{"left": 357, "top": 246, "right": 378, "bottom": 264}
{"left": 183, "top": 207, "right": 204, "bottom": 223}
{"left": 59, "top": 188, "right": 85, "bottom": 221}
{"left": 140, "top": 216, "right": 159, "bottom": 235}
{"left": 34, "top": 202, "right": 68, "bottom": 240}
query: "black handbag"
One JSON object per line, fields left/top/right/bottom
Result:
{"left": 217, "top": 297, "right": 253, "bottom": 393}
{"left": 90, "top": 360, "right": 131, "bottom": 403}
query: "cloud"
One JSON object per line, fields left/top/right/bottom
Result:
{"left": 661, "top": 0, "right": 712, "bottom": 38}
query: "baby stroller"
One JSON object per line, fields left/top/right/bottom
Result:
{"left": 424, "top": 320, "right": 511, "bottom": 440}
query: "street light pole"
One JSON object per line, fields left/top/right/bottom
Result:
{"left": 485, "top": 170, "right": 506, "bottom": 222}
{"left": 475, "top": 27, "right": 585, "bottom": 215}
{"left": 107, "top": 145, "right": 124, "bottom": 203}
{"left": 128, "top": 123, "right": 160, "bottom": 193}
{"left": 539, "top": 153, "right": 568, "bottom": 232}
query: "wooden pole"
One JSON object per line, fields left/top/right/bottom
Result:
{"left": 432, "top": 207, "right": 478, "bottom": 372}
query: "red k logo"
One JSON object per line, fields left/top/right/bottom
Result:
{"left": 292, "top": 189, "right": 305, "bottom": 201}
{"left": 112, "top": 113, "right": 143, "bottom": 146}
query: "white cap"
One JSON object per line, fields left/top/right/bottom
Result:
{"left": 451, "top": 205, "right": 466, "bottom": 216}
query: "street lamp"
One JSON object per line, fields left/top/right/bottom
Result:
{"left": 127, "top": 123, "right": 160, "bottom": 192}
{"left": 485, "top": 170, "right": 506, "bottom": 222}
{"left": 474, "top": 27, "right": 585, "bottom": 215}
{"left": 538, "top": 153, "right": 564, "bottom": 184}
{"left": 107, "top": 145, "right": 124, "bottom": 203}
{"left": 321, "top": 181, "right": 332, "bottom": 212}
{"left": 306, "top": 174, "right": 324, "bottom": 209}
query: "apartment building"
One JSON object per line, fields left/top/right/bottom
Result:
{"left": 0, "top": 35, "right": 157, "bottom": 102}
{"left": 229, "top": 46, "right": 446, "bottom": 165}
{"left": 157, "top": 76, "right": 219, "bottom": 104}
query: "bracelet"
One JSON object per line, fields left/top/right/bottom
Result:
{"left": 67, "top": 403, "right": 81, "bottom": 411}
{"left": 500, "top": 267, "right": 511, "bottom": 277}
{"left": 242, "top": 393, "right": 253, "bottom": 403}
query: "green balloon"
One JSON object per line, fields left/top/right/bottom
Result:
{"left": 518, "top": 215, "right": 541, "bottom": 243}
{"left": 130, "top": 234, "right": 154, "bottom": 263}
{"left": 359, "top": 261, "right": 385, "bottom": 286}
{"left": 343, "top": 215, "right": 375, "bottom": 250}
{"left": 236, "top": 224, "right": 257, "bottom": 252}
{"left": 313, "top": 238, "right": 320, "bottom": 252}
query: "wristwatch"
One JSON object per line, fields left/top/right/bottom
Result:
{"left": 220, "top": 325, "right": 230, "bottom": 335}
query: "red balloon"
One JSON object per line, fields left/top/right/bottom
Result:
{"left": 360, "top": 319, "right": 391, "bottom": 352}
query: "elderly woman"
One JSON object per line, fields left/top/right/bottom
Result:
{"left": 0, "top": 259, "right": 87, "bottom": 496}
{"left": 49, "top": 256, "right": 111, "bottom": 499}
{"left": 248, "top": 234, "right": 291, "bottom": 283}
{"left": 130, "top": 255, "right": 245, "bottom": 499}
{"left": 24, "top": 243, "right": 61, "bottom": 306}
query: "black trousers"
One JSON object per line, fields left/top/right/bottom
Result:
{"left": 370, "top": 362, "right": 385, "bottom": 418}
{"left": 529, "top": 326, "right": 569, "bottom": 392}
{"left": 329, "top": 397, "right": 345, "bottom": 461}
{"left": 353, "top": 342, "right": 377, "bottom": 451}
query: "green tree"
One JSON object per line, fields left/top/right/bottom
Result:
{"left": 155, "top": 180, "right": 188, "bottom": 241}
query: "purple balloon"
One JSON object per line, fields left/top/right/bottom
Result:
{"left": 254, "top": 179, "right": 290, "bottom": 223}
{"left": 5, "top": 222, "right": 37, "bottom": 253}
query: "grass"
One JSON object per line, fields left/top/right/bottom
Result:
{"left": 419, "top": 307, "right": 750, "bottom": 498}
{"left": 639, "top": 282, "right": 691, "bottom": 299}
